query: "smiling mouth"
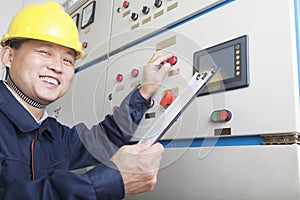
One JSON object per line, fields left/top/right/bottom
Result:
{"left": 40, "top": 76, "right": 60, "bottom": 86}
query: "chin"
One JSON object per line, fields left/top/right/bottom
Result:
{"left": 37, "top": 94, "right": 61, "bottom": 105}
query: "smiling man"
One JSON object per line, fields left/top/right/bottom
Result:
{"left": 0, "top": 2, "right": 173, "bottom": 199}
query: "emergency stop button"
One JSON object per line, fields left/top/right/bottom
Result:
{"left": 160, "top": 91, "right": 175, "bottom": 108}
{"left": 211, "top": 109, "right": 232, "bottom": 122}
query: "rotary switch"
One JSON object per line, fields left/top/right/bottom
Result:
{"left": 131, "top": 12, "right": 138, "bottom": 21}
{"left": 142, "top": 6, "right": 150, "bottom": 14}
{"left": 160, "top": 91, "right": 176, "bottom": 108}
{"left": 154, "top": 0, "right": 162, "bottom": 8}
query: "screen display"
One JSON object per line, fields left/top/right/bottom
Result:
{"left": 193, "top": 35, "right": 248, "bottom": 95}
{"left": 198, "top": 45, "right": 235, "bottom": 83}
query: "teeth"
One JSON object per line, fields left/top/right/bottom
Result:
{"left": 40, "top": 77, "right": 59, "bottom": 85}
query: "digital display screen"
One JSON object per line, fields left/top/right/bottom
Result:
{"left": 198, "top": 45, "right": 235, "bottom": 83}
{"left": 193, "top": 35, "right": 249, "bottom": 95}
{"left": 81, "top": 1, "right": 96, "bottom": 29}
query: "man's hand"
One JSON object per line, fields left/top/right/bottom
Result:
{"left": 139, "top": 52, "right": 174, "bottom": 99}
{"left": 111, "top": 141, "right": 164, "bottom": 197}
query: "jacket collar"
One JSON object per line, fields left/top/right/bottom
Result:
{"left": 0, "top": 81, "right": 44, "bottom": 133}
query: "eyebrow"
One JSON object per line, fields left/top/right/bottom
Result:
{"left": 38, "top": 43, "right": 76, "bottom": 59}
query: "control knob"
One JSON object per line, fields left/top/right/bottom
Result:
{"left": 142, "top": 6, "right": 150, "bottom": 14}
{"left": 154, "top": 0, "right": 162, "bottom": 8}
{"left": 131, "top": 12, "right": 138, "bottom": 21}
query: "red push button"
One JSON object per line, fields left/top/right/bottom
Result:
{"left": 160, "top": 91, "right": 175, "bottom": 107}
{"left": 131, "top": 69, "right": 139, "bottom": 77}
{"left": 116, "top": 74, "right": 123, "bottom": 82}
{"left": 211, "top": 109, "right": 232, "bottom": 122}
{"left": 168, "top": 56, "right": 177, "bottom": 65}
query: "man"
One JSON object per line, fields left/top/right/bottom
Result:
{"left": 0, "top": 2, "right": 173, "bottom": 199}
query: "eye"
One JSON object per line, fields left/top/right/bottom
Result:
{"left": 63, "top": 57, "right": 74, "bottom": 66}
{"left": 38, "top": 50, "right": 51, "bottom": 56}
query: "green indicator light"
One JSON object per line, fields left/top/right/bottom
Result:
{"left": 211, "top": 112, "right": 218, "bottom": 121}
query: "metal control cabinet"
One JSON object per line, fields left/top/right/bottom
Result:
{"left": 47, "top": 0, "right": 300, "bottom": 199}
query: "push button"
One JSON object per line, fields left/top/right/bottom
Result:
{"left": 168, "top": 56, "right": 177, "bottom": 65}
{"left": 211, "top": 109, "right": 232, "bottom": 122}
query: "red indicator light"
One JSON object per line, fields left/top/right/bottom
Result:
{"left": 116, "top": 74, "right": 123, "bottom": 82}
{"left": 168, "top": 56, "right": 177, "bottom": 66}
{"left": 211, "top": 109, "right": 232, "bottom": 122}
{"left": 82, "top": 42, "right": 88, "bottom": 48}
{"left": 123, "top": 1, "right": 129, "bottom": 8}
{"left": 131, "top": 69, "right": 139, "bottom": 77}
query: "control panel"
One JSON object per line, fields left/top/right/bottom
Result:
{"left": 45, "top": 1, "right": 300, "bottom": 199}
{"left": 110, "top": 0, "right": 227, "bottom": 54}
{"left": 66, "top": 0, "right": 113, "bottom": 67}
{"left": 49, "top": 0, "right": 300, "bottom": 140}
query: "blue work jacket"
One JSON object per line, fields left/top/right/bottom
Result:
{"left": 0, "top": 81, "right": 150, "bottom": 200}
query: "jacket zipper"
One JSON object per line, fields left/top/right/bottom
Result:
{"left": 30, "top": 131, "right": 37, "bottom": 181}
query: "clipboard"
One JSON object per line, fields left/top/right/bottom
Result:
{"left": 138, "top": 67, "right": 220, "bottom": 147}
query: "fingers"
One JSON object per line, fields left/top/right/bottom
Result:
{"left": 139, "top": 52, "right": 175, "bottom": 99}
{"left": 151, "top": 52, "right": 173, "bottom": 67}
{"left": 111, "top": 142, "right": 164, "bottom": 196}
{"left": 141, "top": 142, "right": 164, "bottom": 155}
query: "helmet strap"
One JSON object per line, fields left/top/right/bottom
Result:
{"left": 7, "top": 74, "right": 47, "bottom": 109}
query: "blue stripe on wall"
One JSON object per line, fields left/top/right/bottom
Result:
{"left": 294, "top": 0, "right": 300, "bottom": 101}
{"left": 159, "top": 135, "right": 264, "bottom": 148}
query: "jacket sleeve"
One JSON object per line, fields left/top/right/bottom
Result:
{"left": 0, "top": 162, "right": 125, "bottom": 200}
{"left": 71, "top": 86, "right": 151, "bottom": 166}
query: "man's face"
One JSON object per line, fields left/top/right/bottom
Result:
{"left": 3, "top": 39, "right": 76, "bottom": 105}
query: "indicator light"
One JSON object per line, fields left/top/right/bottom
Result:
{"left": 82, "top": 42, "right": 88, "bottom": 48}
{"left": 131, "top": 69, "right": 139, "bottom": 77}
{"left": 116, "top": 74, "right": 123, "bottom": 82}
{"left": 123, "top": 1, "right": 129, "bottom": 8}
{"left": 211, "top": 109, "right": 232, "bottom": 122}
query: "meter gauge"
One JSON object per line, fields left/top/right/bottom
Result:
{"left": 81, "top": 1, "right": 96, "bottom": 29}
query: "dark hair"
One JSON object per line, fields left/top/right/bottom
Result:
{"left": 5, "top": 38, "right": 30, "bottom": 49}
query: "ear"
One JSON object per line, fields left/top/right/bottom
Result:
{"left": 0, "top": 46, "right": 14, "bottom": 69}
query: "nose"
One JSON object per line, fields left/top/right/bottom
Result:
{"left": 48, "top": 62, "right": 63, "bottom": 73}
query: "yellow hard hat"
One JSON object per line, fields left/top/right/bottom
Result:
{"left": 1, "top": 2, "right": 83, "bottom": 59}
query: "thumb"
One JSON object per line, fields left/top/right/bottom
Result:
{"left": 159, "top": 62, "right": 172, "bottom": 75}
{"left": 130, "top": 140, "right": 151, "bottom": 153}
